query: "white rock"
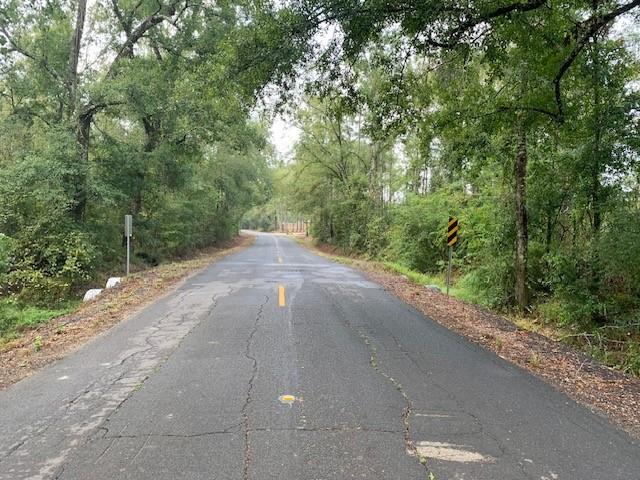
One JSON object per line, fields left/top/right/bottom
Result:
{"left": 106, "top": 277, "right": 122, "bottom": 289}
{"left": 83, "top": 289, "right": 103, "bottom": 302}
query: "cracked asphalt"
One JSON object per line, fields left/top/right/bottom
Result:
{"left": 1, "top": 232, "right": 639, "bottom": 479}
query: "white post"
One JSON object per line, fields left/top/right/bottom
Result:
{"left": 125, "top": 214, "right": 132, "bottom": 276}
{"left": 446, "top": 246, "right": 453, "bottom": 296}
{"left": 126, "top": 235, "right": 130, "bottom": 276}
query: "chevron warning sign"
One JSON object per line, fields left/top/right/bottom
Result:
{"left": 447, "top": 217, "right": 459, "bottom": 247}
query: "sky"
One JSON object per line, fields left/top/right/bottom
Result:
{"left": 269, "top": 114, "right": 301, "bottom": 161}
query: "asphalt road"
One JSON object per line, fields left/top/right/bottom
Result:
{"left": 1, "top": 232, "right": 639, "bottom": 480}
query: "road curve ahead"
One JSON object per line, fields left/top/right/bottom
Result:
{"left": 1, "top": 232, "right": 639, "bottom": 480}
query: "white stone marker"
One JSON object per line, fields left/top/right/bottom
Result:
{"left": 106, "top": 277, "right": 122, "bottom": 289}
{"left": 82, "top": 289, "right": 103, "bottom": 302}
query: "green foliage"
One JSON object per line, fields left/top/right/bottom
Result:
{"left": 0, "top": 223, "right": 98, "bottom": 304}
{"left": 598, "top": 202, "right": 640, "bottom": 295}
{"left": 258, "top": 6, "right": 640, "bottom": 373}
{"left": 2, "top": 0, "right": 640, "bottom": 375}
{"left": 242, "top": 204, "right": 277, "bottom": 231}
{"left": 0, "top": 298, "right": 77, "bottom": 343}
{"left": 386, "top": 189, "right": 464, "bottom": 273}
{"left": 0, "top": 1, "right": 275, "bottom": 315}
{"left": 0, "top": 234, "right": 14, "bottom": 276}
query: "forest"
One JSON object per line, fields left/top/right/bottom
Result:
{"left": 1, "top": 1, "right": 639, "bottom": 373}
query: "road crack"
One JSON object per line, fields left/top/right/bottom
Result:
{"left": 241, "top": 294, "right": 269, "bottom": 480}
{"left": 327, "top": 289, "right": 433, "bottom": 479}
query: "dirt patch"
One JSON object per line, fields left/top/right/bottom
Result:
{"left": 0, "top": 235, "right": 254, "bottom": 390}
{"left": 299, "top": 238, "right": 640, "bottom": 439}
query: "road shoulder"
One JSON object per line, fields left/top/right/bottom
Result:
{"left": 296, "top": 236, "right": 640, "bottom": 439}
{"left": 0, "top": 234, "right": 255, "bottom": 389}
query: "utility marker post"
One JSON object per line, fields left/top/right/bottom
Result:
{"left": 446, "top": 216, "right": 459, "bottom": 296}
{"left": 447, "top": 246, "right": 453, "bottom": 296}
{"left": 125, "top": 214, "right": 133, "bottom": 276}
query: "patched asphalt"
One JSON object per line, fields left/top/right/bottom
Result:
{"left": 1, "top": 232, "right": 639, "bottom": 479}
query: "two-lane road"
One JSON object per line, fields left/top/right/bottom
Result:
{"left": 1, "top": 232, "right": 639, "bottom": 479}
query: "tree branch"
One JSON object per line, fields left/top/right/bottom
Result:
{"left": 107, "top": 1, "right": 184, "bottom": 77}
{"left": 552, "top": 0, "right": 640, "bottom": 122}
{"left": 0, "top": 24, "right": 65, "bottom": 87}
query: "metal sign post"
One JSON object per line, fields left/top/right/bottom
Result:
{"left": 125, "top": 215, "right": 132, "bottom": 275}
{"left": 446, "top": 216, "right": 459, "bottom": 296}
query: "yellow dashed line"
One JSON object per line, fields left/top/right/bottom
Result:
{"left": 278, "top": 285, "right": 286, "bottom": 307}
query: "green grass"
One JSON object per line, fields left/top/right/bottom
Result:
{"left": 297, "top": 237, "right": 481, "bottom": 302}
{"left": 380, "top": 261, "right": 480, "bottom": 301}
{"left": 0, "top": 298, "right": 78, "bottom": 345}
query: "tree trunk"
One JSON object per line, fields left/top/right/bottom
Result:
{"left": 514, "top": 125, "right": 529, "bottom": 310}
{"left": 591, "top": 38, "right": 602, "bottom": 235}
{"left": 69, "top": 0, "right": 89, "bottom": 222}
{"left": 68, "top": 0, "right": 87, "bottom": 114}
{"left": 131, "top": 117, "right": 160, "bottom": 215}
{"left": 71, "top": 111, "right": 92, "bottom": 221}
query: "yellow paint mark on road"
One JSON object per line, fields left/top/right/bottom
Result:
{"left": 279, "top": 394, "right": 296, "bottom": 405}
{"left": 278, "top": 285, "right": 286, "bottom": 307}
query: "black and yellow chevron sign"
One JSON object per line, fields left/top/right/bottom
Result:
{"left": 447, "top": 217, "right": 459, "bottom": 247}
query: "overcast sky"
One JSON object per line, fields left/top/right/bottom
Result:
{"left": 269, "top": 114, "right": 301, "bottom": 161}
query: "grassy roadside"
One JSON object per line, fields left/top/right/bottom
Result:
{"left": 380, "top": 259, "right": 640, "bottom": 376}
{"left": 0, "top": 237, "right": 253, "bottom": 348}
{"left": 0, "top": 234, "right": 254, "bottom": 389}
{"left": 295, "top": 235, "right": 640, "bottom": 438}
{"left": 0, "top": 299, "right": 79, "bottom": 347}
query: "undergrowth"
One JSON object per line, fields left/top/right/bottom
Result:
{"left": 0, "top": 298, "right": 78, "bottom": 345}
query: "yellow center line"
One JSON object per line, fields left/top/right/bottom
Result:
{"left": 278, "top": 285, "right": 286, "bottom": 307}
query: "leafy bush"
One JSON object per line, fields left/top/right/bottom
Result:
{"left": 0, "top": 234, "right": 14, "bottom": 275}
{"left": 386, "top": 189, "right": 465, "bottom": 273}
{"left": 598, "top": 204, "right": 640, "bottom": 296}
{"left": 0, "top": 227, "right": 98, "bottom": 305}
{"left": 4, "top": 270, "right": 70, "bottom": 307}
{"left": 457, "top": 261, "right": 514, "bottom": 309}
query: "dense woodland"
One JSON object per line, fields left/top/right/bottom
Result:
{"left": 1, "top": 1, "right": 639, "bottom": 372}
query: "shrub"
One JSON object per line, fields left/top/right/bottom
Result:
{"left": 386, "top": 190, "right": 465, "bottom": 273}
{"left": 0, "top": 234, "right": 14, "bottom": 275}
{"left": 0, "top": 228, "right": 98, "bottom": 305}
{"left": 4, "top": 269, "right": 70, "bottom": 307}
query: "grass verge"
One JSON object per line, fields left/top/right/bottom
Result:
{"left": 0, "top": 299, "right": 79, "bottom": 346}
